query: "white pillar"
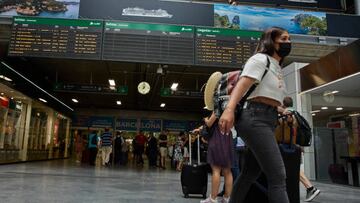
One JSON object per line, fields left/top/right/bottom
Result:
{"left": 64, "top": 118, "right": 70, "bottom": 158}
{"left": 20, "top": 101, "right": 32, "bottom": 161}
{"left": 47, "top": 109, "right": 55, "bottom": 158}
{"left": 355, "top": 0, "right": 360, "bottom": 15}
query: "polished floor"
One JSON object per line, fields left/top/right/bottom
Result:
{"left": 0, "top": 159, "right": 359, "bottom": 203}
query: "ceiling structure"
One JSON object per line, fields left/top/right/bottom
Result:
{"left": 0, "top": 20, "right": 357, "bottom": 116}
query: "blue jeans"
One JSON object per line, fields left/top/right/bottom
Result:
{"left": 230, "top": 102, "right": 289, "bottom": 203}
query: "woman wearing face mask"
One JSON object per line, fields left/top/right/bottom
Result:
{"left": 219, "top": 27, "right": 291, "bottom": 203}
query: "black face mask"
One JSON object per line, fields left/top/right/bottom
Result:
{"left": 276, "top": 42, "right": 291, "bottom": 58}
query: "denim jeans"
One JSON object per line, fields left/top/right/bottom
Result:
{"left": 230, "top": 102, "right": 289, "bottom": 203}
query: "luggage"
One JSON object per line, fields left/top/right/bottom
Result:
{"left": 181, "top": 133, "right": 208, "bottom": 198}
{"left": 244, "top": 122, "right": 301, "bottom": 203}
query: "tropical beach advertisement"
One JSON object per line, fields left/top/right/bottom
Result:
{"left": 214, "top": 4, "right": 327, "bottom": 36}
{"left": 0, "top": 0, "right": 80, "bottom": 19}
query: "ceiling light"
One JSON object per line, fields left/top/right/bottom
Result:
{"left": 4, "top": 76, "right": 12, "bottom": 82}
{"left": 116, "top": 101, "right": 121, "bottom": 105}
{"left": 321, "top": 107, "right": 328, "bottom": 110}
{"left": 10, "top": 97, "right": 13, "bottom": 100}
{"left": 36, "top": 113, "right": 40, "bottom": 117}
{"left": 312, "top": 113, "right": 316, "bottom": 116}
{"left": 108, "top": 79, "right": 116, "bottom": 86}
{"left": 39, "top": 98, "right": 47, "bottom": 103}
{"left": 160, "top": 103, "right": 166, "bottom": 108}
{"left": 109, "top": 86, "right": 116, "bottom": 90}
{"left": 310, "top": 110, "right": 321, "bottom": 113}
{"left": 0, "top": 75, "right": 3, "bottom": 79}
{"left": 171, "top": 83, "right": 178, "bottom": 91}
{"left": 324, "top": 90, "right": 339, "bottom": 96}
{"left": 0, "top": 92, "right": 3, "bottom": 95}
{"left": 336, "top": 107, "right": 343, "bottom": 111}
{"left": 349, "top": 113, "right": 360, "bottom": 117}
{"left": 72, "top": 98, "right": 78, "bottom": 103}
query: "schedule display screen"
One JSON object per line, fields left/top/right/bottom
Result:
{"left": 8, "top": 17, "right": 103, "bottom": 60}
{"left": 195, "top": 27, "right": 262, "bottom": 68}
{"left": 102, "top": 21, "right": 194, "bottom": 65}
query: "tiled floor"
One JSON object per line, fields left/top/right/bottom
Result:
{"left": 0, "top": 159, "right": 359, "bottom": 203}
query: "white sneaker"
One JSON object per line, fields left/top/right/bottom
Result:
{"left": 200, "top": 196, "right": 217, "bottom": 203}
{"left": 305, "top": 187, "right": 320, "bottom": 202}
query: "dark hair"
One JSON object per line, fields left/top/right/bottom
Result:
{"left": 283, "top": 96, "right": 293, "bottom": 108}
{"left": 256, "top": 27, "right": 288, "bottom": 57}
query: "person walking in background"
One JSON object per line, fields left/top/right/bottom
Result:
{"left": 173, "top": 132, "right": 185, "bottom": 171}
{"left": 158, "top": 130, "right": 168, "bottom": 169}
{"left": 88, "top": 130, "right": 99, "bottom": 166}
{"left": 100, "top": 128, "right": 113, "bottom": 166}
{"left": 281, "top": 96, "right": 320, "bottom": 202}
{"left": 147, "top": 133, "right": 158, "bottom": 168}
{"left": 114, "top": 131, "right": 123, "bottom": 166}
{"left": 75, "top": 131, "right": 83, "bottom": 163}
{"left": 200, "top": 112, "right": 233, "bottom": 203}
{"left": 135, "top": 131, "right": 147, "bottom": 165}
{"left": 219, "top": 27, "right": 292, "bottom": 203}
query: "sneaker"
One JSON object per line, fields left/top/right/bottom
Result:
{"left": 220, "top": 196, "right": 230, "bottom": 203}
{"left": 305, "top": 187, "right": 320, "bottom": 202}
{"left": 200, "top": 196, "right": 217, "bottom": 203}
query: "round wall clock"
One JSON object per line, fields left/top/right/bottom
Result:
{"left": 138, "top": 81, "right": 150, "bottom": 95}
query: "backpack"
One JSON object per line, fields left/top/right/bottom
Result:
{"left": 213, "top": 56, "right": 270, "bottom": 117}
{"left": 292, "top": 111, "right": 312, "bottom": 146}
{"left": 91, "top": 134, "right": 98, "bottom": 145}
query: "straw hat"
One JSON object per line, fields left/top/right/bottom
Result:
{"left": 204, "top": 71, "right": 222, "bottom": 110}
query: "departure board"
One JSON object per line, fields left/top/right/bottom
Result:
{"left": 102, "top": 21, "right": 194, "bottom": 65}
{"left": 8, "top": 17, "right": 103, "bottom": 60}
{"left": 195, "top": 27, "right": 262, "bottom": 68}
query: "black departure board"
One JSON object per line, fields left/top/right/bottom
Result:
{"left": 195, "top": 27, "right": 262, "bottom": 68}
{"left": 8, "top": 17, "right": 103, "bottom": 60}
{"left": 102, "top": 21, "right": 194, "bottom": 65}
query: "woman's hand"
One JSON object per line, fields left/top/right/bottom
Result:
{"left": 219, "top": 108, "right": 234, "bottom": 135}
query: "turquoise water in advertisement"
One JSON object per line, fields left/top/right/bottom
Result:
{"left": 215, "top": 4, "right": 327, "bottom": 35}
{"left": 0, "top": 1, "right": 79, "bottom": 19}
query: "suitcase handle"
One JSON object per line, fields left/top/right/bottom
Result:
{"left": 188, "top": 133, "right": 201, "bottom": 165}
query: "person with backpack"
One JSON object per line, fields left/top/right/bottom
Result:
{"left": 219, "top": 27, "right": 292, "bottom": 203}
{"left": 280, "top": 96, "right": 320, "bottom": 202}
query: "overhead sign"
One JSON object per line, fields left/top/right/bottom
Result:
{"left": 160, "top": 88, "right": 202, "bottom": 98}
{"left": 89, "top": 116, "right": 114, "bottom": 128}
{"left": 8, "top": 17, "right": 103, "bottom": 60}
{"left": 54, "top": 83, "right": 128, "bottom": 95}
{"left": 102, "top": 21, "right": 194, "bottom": 65}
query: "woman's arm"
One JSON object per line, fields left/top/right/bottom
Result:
{"left": 204, "top": 112, "right": 217, "bottom": 127}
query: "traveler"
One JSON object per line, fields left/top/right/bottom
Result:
{"left": 201, "top": 112, "right": 233, "bottom": 203}
{"left": 219, "top": 27, "right": 292, "bottom": 203}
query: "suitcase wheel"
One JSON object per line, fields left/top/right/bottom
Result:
{"left": 184, "top": 194, "right": 189, "bottom": 198}
{"left": 202, "top": 193, "right": 206, "bottom": 198}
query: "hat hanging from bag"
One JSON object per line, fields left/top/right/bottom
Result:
{"left": 204, "top": 71, "right": 222, "bottom": 110}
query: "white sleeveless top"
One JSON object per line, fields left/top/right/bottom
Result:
{"left": 240, "top": 53, "right": 287, "bottom": 104}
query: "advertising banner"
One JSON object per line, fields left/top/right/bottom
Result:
{"left": 163, "top": 120, "right": 188, "bottom": 132}
{"left": 140, "top": 119, "right": 161, "bottom": 132}
{"left": 0, "top": 0, "right": 80, "bottom": 18}
{"left": 79, "top": 0, "right": 213, "bottom": 26}
{"left": 89, "top": 116, "right": 114, "bottom": 128}
{"left": 115, "top": 118, "right": 138, "bottom": 131}
{"left": 214, "top": 4, "right": 327, "bottom": 35}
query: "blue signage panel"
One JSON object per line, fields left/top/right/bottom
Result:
{"left": 89, "top": 116, "right": 114, "bottom": 128}
{"left": 115, "top": 118, "right": 138, "bottom": 131}
{"left": 163, "top": 120, "right": 188, "bottom": 131}
{"left": 72, "top": 115, "right": 90, "bottom": 127}
{"left": 140, "top": 119, "right": 162, "bottom": 132}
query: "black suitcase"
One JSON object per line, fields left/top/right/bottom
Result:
{"left": 181, "top": 133, "right": 208, "bottom": 198}
{"left": 244, "top": 121, "right": 301, "bottom": 203}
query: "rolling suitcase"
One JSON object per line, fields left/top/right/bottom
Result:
{"left": 244, "top": 116, "right": 301, "bottom": 203}
{"left": 181, "top": 133, "right": 208, "bottom": 198}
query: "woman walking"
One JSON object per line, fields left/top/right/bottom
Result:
{"left": 219, "top": 27, "right": 292, "bottom": 203}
